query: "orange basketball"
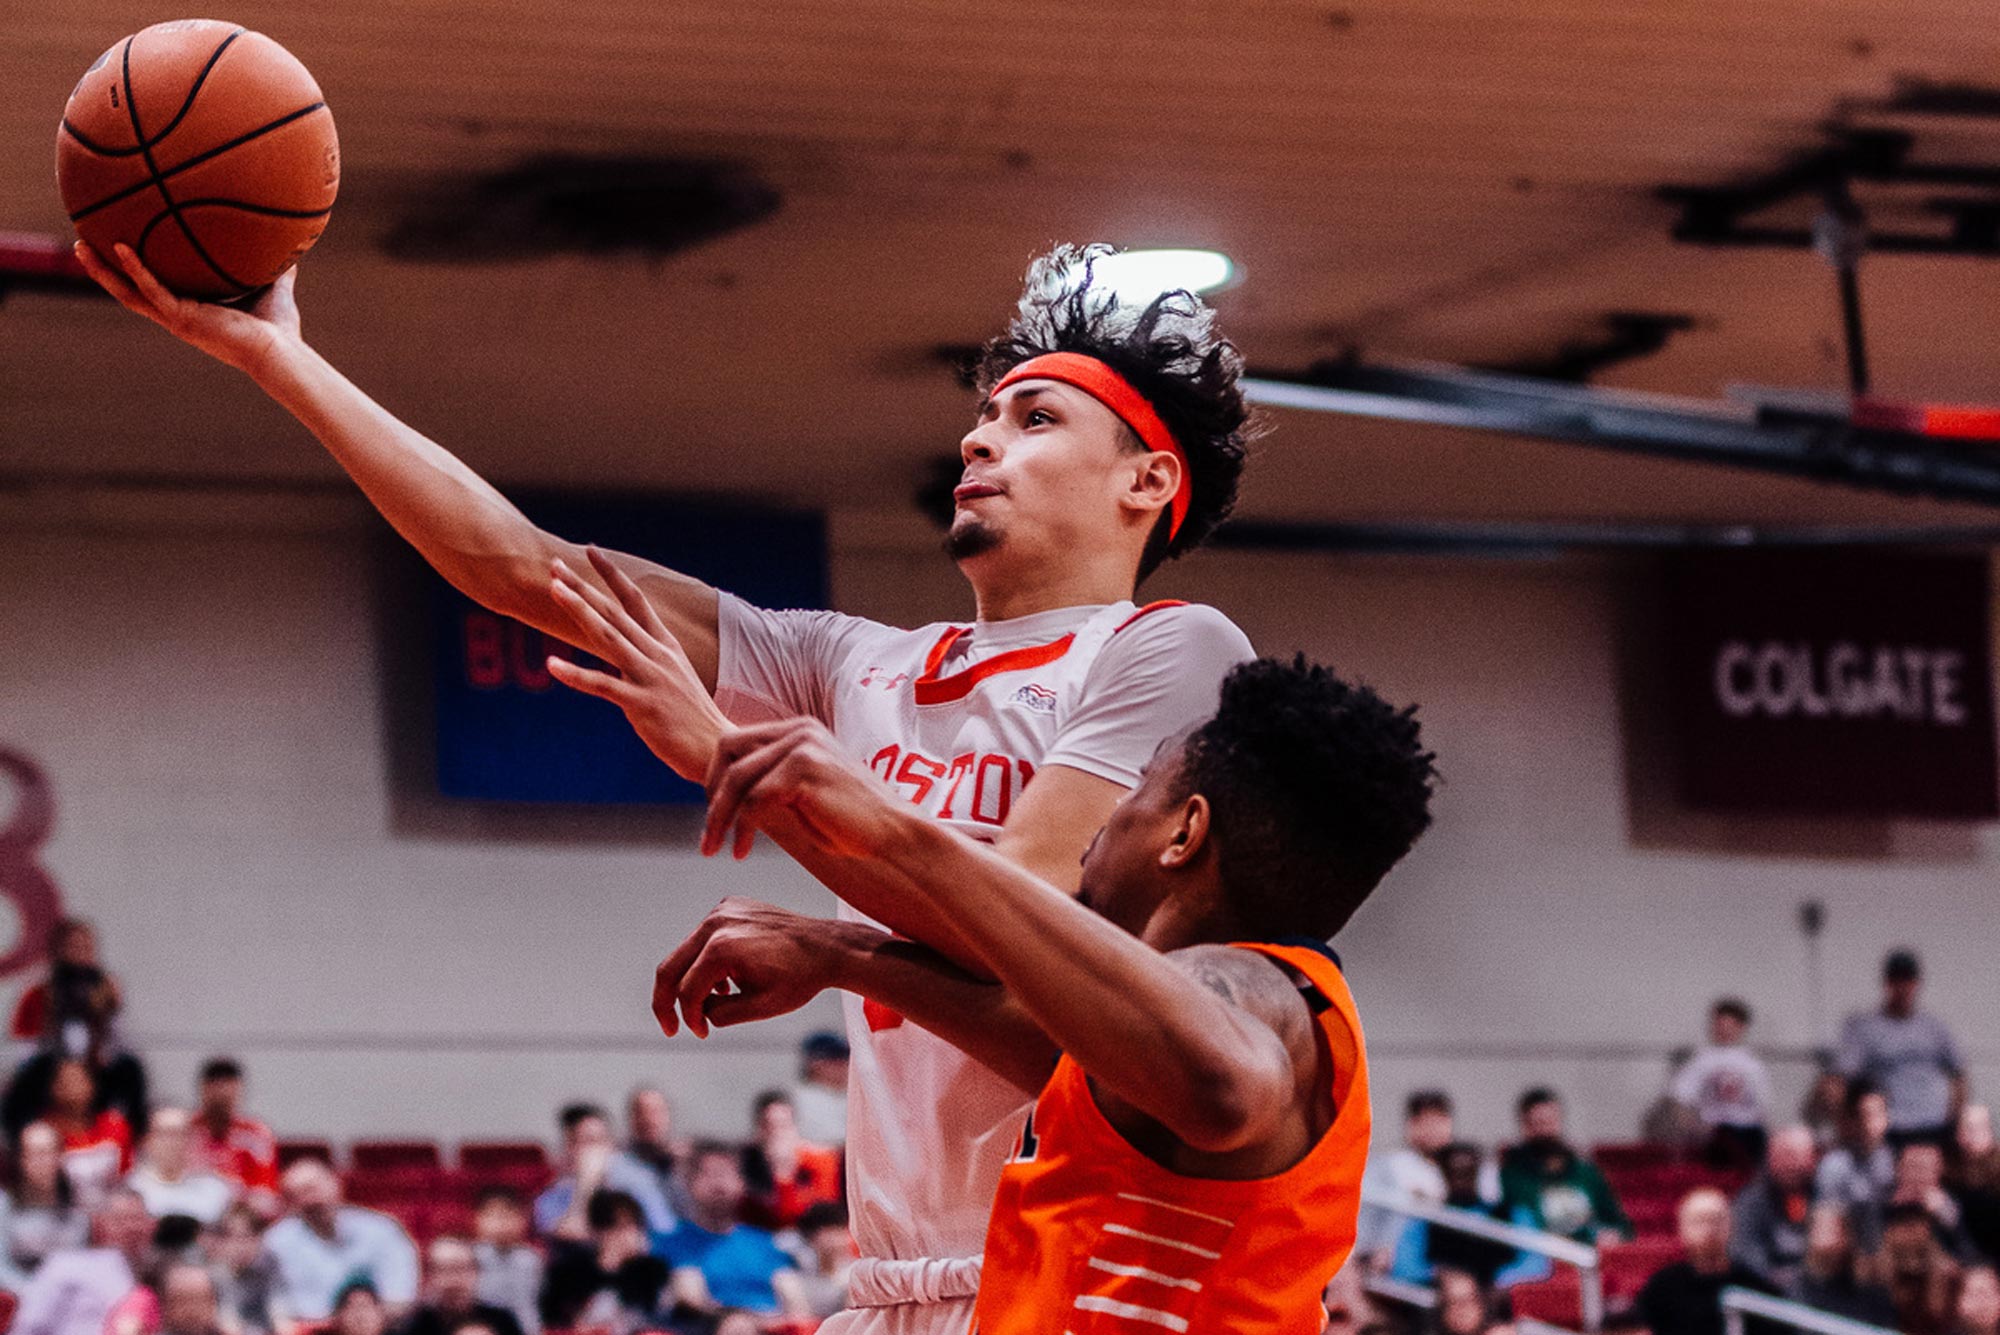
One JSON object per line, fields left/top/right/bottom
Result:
{"left": 56, "top": 19, "right": 339, "bottom": 301}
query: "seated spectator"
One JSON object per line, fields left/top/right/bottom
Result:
{"left": 205, "top": 1202, "right": 285, "bottom": 1335}
{"left": 738, "top": 1092, "right": 840, "bottom": 1232}
{"left": 327, "top": 1283, "right": 389, "bottom": 1335}
{"left": 128, "top": 1108, "right": 234, "bottom": 1226}
{"left": 711, "top": 1313, "right": 761, "bottom": 1335}
{"left": 1896, "top": 1142, "right": 1978, "bottom": 1260}
{"left": 1956, "top": 1266, "right": 2000, "bottom": 1335}
{"left": 1358, "top": 1090, "right": 1455, "bottom": 1272}
{"left": 1787, "top": 1204, "right": 1897, "bottom": 1327}
{"left": 1670, "top": 998, "right": 1771, "bottom": 1170}
{"left": 106, "top": 1232, "right": 210, "bottom": 1335}
{"left": 1729, "top": 1125, "right": 1817, "bottom": 1290}
{"left": 1816, "top": 1080, "right": 1896, "bottom": 1252}
{"left": 0, "top": 1120, "right": 90, "bottom": 1287}
{"left": 790, "top": 1032, "right": 848, "bottom": 1148}
{"left": 158, "top": 1261, "right": 223, "bottom": 1335}
{"left": 1496, "top": 1088, "right": 1631, "bottom": 1245}
{"left": 788, "top": 1202, "right": 853, "bottom": 1320}
{"left": 532, "top": 1104, "right": 675, "bottom": 1240}
{"left": 1883, "top": 1202, "right": 1963, "bottom": 1335}
{"left": 657, "top": 1144, "right": 806, "bottom": 1320}
{"left": 470, "top": 1188, "right": 541, "bottom": 1335}
{"left": 1634, "top": 1189, "right": 1775, "bottom": 1335}
{"left": 393, "top": 1237, "right": 525, "bottom": 1335}
{"left": 261, "top": 1159, "right": 418, "bottom": 1321}
{"left": 3, "top": 922, "right": 148, "bottom": 1145}
{"left": 1423, "top": 1144, "right": 1513, "bottom": 1287}
{"left": 536, "top": 1190, "right": 669, "bottom": 1335}
{"left": 190, "top": 1061, "right": 278, "bottom": 1208}
{"left": 13, "top": 1187, "right": 152, "bottom": 1335}
{"left": 622, "top": 1087, "right": 693, "bottom": 1222}
{"left": 1955, "top": 1105, "right": 2000, "bottom": 1265}
{"left": 1432, "top": 1266, "right": 1503, "bottom": 1335}
{"left": 1835, "top": 950, "right": 1965, "bottom": 1150}
{"left": 42, "top": 1059, "right": 131, "bottom": 1211}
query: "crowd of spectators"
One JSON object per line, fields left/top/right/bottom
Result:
{"left": 0, "top": 918, "right": 857, "bottom": 1335}
{"left": 1349, "top": 947, "right": 1995, "bottom": 1335}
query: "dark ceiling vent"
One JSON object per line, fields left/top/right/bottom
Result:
{"left": 381, "top": 155, "right": 781, "bottom": 262}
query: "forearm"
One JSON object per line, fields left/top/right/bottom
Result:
{"left": 247, "top": 336, "right": 721, "bottom": 681}
{"left": 824, "top": 921, "right": 1057, "bottom": 1094}
{"left": 876, "top": 815, "right": 1284, "bottom": 1141}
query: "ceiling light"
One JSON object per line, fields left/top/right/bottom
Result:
{"left": 1095, "top": 248, "right": 1237, "bottom": 299}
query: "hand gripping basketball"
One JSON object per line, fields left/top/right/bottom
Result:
{"left": 74, "top": 241, "right": 301, "bottom": 375}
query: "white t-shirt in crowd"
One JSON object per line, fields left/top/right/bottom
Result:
{"left": 1671, "top": 1043, "right": 1772, "bottom": 1129}
{"left": 126, "top": 1167, "right": 235, "bottom": 1224}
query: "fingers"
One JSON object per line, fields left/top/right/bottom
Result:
{"left": 653, "top": 918, "right": 722, "bottom": 1037}
{"left": 585, "top": 547, "right": 675, "bottom": 647}
{"left": 545, "top": 655, "right": 637, "bottom": 706}
{"left": 73, "top": 242, "right": 167, "bottom": 327}
{"left": 674, "top": 936, "right": 739, "bottom": 1040}
{"left": 551, "top": 558, "right": 662, "bottom": 672}
{"left": 549, "top": 562, "right": 642, "bottom": 668}
{"left": 701, "top": 726, "right": 809, "bottom": 857}
{"left": 112, "top": 243, "right": 185, "bottom": 316}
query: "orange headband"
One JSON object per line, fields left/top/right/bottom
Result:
{"left": 991, "top": 352, "right": 1191, "bottom": 541}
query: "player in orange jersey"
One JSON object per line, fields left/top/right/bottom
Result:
{"left": 547, "top": 571, "right": 1437, "bottom": 1333}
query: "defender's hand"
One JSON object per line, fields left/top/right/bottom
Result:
{"left": 701, "top": 717, "right": 906, "bottom": 862}
{"left": 546, "top": 547, "right": 729, "bottom": 780}
{"left": 74, "top": 241, "right": 301, "bottom": 374}
{"left": 653, "top": 898, "right": 869, "bottom": 1039}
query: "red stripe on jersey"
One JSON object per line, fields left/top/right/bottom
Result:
{"left": 1113, "top": 599, "right": 1189, "bottom": 634}
{"left": 913, "top": 627, "right": 1077, "bottom": 705}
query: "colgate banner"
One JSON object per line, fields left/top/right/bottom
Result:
{"left": 1665, "top": 550, "right": 1998, "bottom": 819}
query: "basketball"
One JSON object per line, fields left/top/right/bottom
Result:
{"left": 56, "top": 19, "right": 338, "bottom": 302}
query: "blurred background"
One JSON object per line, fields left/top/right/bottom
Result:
{"left": 5, "top": 2, "right": 2000, "bottom": 1331}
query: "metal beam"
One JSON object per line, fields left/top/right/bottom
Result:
{"left": 1243, "top": 361, "right": 2000, "bottom": 509}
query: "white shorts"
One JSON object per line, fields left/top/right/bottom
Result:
{"left": 821, "top": 1256, "right": 980, "bottom": 1335}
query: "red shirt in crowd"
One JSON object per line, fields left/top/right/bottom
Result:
{"left": 58, "top": 1110, "right": 132, "bottom": 1207}
{"left": 195, "top": 1114, "right": 279, "bottom": 1194}
{"left": 741, "top": 1142, "right": 843, "bottom": 1230}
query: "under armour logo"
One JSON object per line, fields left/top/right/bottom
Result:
{"left": 859, "top": 668, "right": 910, "bottom": 689}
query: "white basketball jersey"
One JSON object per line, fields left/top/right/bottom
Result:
{"left": 715, "top": 593, "right": 1253, "bottom": 1268}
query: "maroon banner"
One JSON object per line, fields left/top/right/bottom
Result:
{"left": 1665, "top": 550, "right": 1998, "bottom": 819}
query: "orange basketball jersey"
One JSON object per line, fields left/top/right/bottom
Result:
{"left": 972, "top": 940, "right": 1371, "bottom": 1335}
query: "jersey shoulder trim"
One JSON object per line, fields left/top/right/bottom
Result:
{"left": 1113, "top": 599, "right": 1191, "bottom": 634}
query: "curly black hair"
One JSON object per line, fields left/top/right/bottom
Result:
{"left": 1178, "top": 656, "right": 1437, "bottom": 940}
{"left": 973, "top": 244, "right": 1254, "bottom": 582}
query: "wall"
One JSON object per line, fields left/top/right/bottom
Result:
{"left": 1, "top": 488, "right": 1996, "bottom": 1153}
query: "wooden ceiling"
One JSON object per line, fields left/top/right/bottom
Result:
{"left": 7, "top": 0, "right": 2000, "bottom": 531}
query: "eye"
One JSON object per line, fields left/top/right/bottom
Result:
{"left": 1025, "top": 408, "right": 1053, "bottom": 427}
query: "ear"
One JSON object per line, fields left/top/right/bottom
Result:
{"left": 1119, "top": 450, "right": 1181, "bottom": 523}
{"left": 1157, "top": 792, "right": 1211, "bottom": 869}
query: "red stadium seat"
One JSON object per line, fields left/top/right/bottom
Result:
{"left": 352, "top": 1140, "right": 444, "bottom": 1173}
{"left": 1602, "top": 1238, "right": 1685, "bottom": 1301}
{"left": 460, "top": 1141, "right": 551, "bottom": 1173}
{"left": 1592, "top": 1142, "right": 1679, "bottom": 1174}
{"left": 1507, "top": 1270, "right": 1583, "bottom": 1328}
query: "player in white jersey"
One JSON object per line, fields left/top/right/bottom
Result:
{"left": 80, "top": 240, "right": 1257, "bottom": 1333}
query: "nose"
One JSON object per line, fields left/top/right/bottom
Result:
{"left": 960, "top": 420, "right": 1002, "bottom": 467}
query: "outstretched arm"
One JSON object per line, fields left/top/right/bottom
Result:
{"left": 648, "top": 898, "right": 1057, "bottom": 1094}
{"left": 701, "top": 728, "right": 1300, "bottom": 1153}
{"left": 74, "top": 244, "right": 723, "bottom": 686}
